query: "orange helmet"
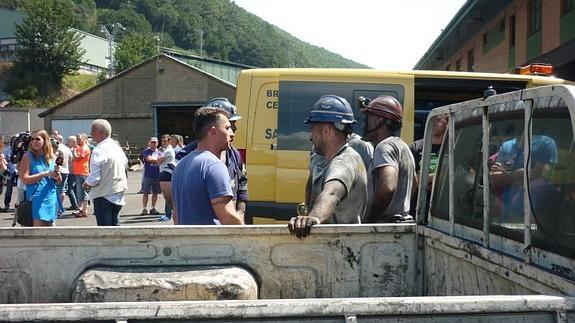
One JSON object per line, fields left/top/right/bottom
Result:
{"left": 361, "top": 95, "right": 403, "bottom": 125}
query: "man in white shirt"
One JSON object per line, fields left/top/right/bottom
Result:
{"left": 83, "top": 119, "right": 128, "bottom": 226}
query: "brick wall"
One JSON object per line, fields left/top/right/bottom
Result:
{"left": 442, "top": 0, "right": 563, "bottom": 73}
{"left": 156, "top": 58, "right": 235, "bottom": 102}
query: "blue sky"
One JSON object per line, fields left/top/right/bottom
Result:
{"left": 234, "top": 0, "right": 466, "bottom": 69}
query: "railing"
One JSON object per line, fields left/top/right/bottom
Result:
{"left": 0, "top": 295, "right": 573, "bottom": 322}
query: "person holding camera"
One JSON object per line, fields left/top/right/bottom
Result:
{"left": 2, "top": 135, "right": 18, "bottom": 212}
{"left": 52, "top": 134, "right": 73, "bottom": 216}
{"left": 19, "top": 129, "right": 62, "bottom": 227}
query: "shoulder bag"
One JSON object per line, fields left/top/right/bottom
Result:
{"left": 15, "top": 172, "right": 39, "bottom": 227}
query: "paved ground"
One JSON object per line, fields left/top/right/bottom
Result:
{"left": 0, "top": 171, "right": 173, "bottom": 227}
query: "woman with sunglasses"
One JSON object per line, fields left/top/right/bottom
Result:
{"left": 19, "top": 129, "right": 62, "bottom": 226}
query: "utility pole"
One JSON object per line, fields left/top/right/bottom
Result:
{"left": 197, "top": 29, "right": 204, "bottom": 56}
{"left": 100, "top": 23, "right": 126, "bottom": 78}
{"left": 197, "top": 29, "right": 204, "bottom": 70}
{"left": 154, "top": 35, "right": 161, "bottom": 73}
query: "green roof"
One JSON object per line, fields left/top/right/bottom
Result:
{"left": 74, "top": 29, "right": 112, "bottom": 69}
{"left": 0, "top": 9, "right": 110, "bottom": 69}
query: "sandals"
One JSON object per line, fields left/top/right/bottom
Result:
{"left": 73, "top": 210, "right": 88, "bottom": 218}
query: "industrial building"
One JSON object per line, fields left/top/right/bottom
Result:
{"left": 38, "top": 54, "right": 247, "bottom": 148}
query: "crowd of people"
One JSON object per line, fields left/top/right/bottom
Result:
{"left": 0, "top": 121, "right": 130, "bottom": 226}
{"left": 165, "top": 94, "right": 443, "bottom": 236}
{"left": 0, "top": 95, "right": 450, "bottom": 232}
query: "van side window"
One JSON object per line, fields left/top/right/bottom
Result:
{"left": 277, "top": 81, "right": 403, "bottom": 151}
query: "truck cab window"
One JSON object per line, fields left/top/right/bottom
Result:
{"left": 430, "top": 134, "right": 449, "bottom": 220}
{"left": 453, "top": 122, "right": 484, "bottom": 227}
{"left": 530, "top": 98, "right": 574, "bottom": 257}
{"left": 430, "top": 119, "right": 484, "bottom": 226}
{"left": 488, "top": 116, "right": 525, "bottom": 241}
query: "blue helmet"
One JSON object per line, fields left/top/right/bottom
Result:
{"left": 304, "top": 95, "right": 355, "bottom": 132}
{"left": 206, "top": 97, "right": 241, "bottom": 121}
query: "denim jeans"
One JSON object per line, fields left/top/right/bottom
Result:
{"left": 56, "top": 173, "right": 68, "bottom": 213}
{"left": 93, "top": 197, "right": 122, "bottom": 226}
{"left": 3, "top": 173, "right": 17, "bottom": 207}
{"left": 165, "top": 204, "right": 172, "bottom": 219}
{"left": 74, "top": 175, "right": 88, "bottom": 202}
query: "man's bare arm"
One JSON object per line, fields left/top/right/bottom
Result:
{"left": 288, "top": 180, "right": 347, "bottom": 238}
{"left": 305, "top": 174, "right": 312, "bottom": 206}
{"left": 236, "top": 200, "right": 247, "bottom": 220}
{"left": 365, "top": 166, "right": 398, "bottom": 222}
{"left": 307, "top": 180, "right": 347, "bottom": 223}
{"left": 211, "top": 196, "right": 244, "bottom": 225}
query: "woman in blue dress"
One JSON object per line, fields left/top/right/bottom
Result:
{"left": 19, "top": 129, "right": 62, "bottom": 227}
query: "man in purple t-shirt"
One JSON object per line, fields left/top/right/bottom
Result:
{"left": 141, "top": 137, "right": 161, "bottom": 215}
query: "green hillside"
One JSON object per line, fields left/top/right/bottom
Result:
{"left": 0, "top": 0, "right": 369, "bottom": 106}
{"left": 1, "top": 0, "right": 368, "bottom": 68}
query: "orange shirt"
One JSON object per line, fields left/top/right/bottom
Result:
{"left": 72, "top": 145, "right": 90, "bottom": 176}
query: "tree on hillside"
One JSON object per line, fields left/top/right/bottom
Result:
{"left": 72, "top": 0, "right": 98, "bottom": 33}
{"left": 96, "top": 7, "right": 151, "bottom": 37}
{"left": 0, "top": 0, "right": 20, "bottom": 9}
{"left": 28, "top": 0, "right": 368, "bottom": 71}
{"left": 8, "top": 0, "right": 85, "bottom": 99}
{"left": 114, "top": 31, "right": 158, "bottom": 73}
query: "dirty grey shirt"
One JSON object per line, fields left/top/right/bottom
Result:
{"left": 347, "top": 133, "right": 374, "bottom": 209}
{"left": 370, "top": 136, "right": 415, "bottom": 218}
{"left": 347, "top": 133, "right": 374, "bottom": 170}
{"left": 309, "top": 144, "right": 368, "bottom": 224}
{"left": 310, "top": 134, "right": 373, "bottom": 176}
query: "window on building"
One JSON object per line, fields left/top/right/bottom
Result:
{"left": 509, "top": 15, "right": 516, "bottom": 48}
{"left": 467, "top": 49, "right": 475, "bottom": 72}
{"left": 562, "top": 0, "right": 575, "bottom": 15}
{"left": 455, "top": 58, "right": 462, "bottom": 71}
{"left": 499, "top": 18, "right": 506, "bottom": 32}
{"left": 528, "top": 0, "right": 542, "bottom": 35}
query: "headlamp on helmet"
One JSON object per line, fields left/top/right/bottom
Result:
{"left": 206, "top": 97, "right": 242, "bottom": 121}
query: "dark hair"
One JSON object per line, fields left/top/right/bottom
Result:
{"left": 193, "top": 107, "right": 230, "bottom": 140}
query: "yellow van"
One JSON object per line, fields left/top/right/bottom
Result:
{"left": 233, "top": 68, "right": 569, "bottom": 223}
